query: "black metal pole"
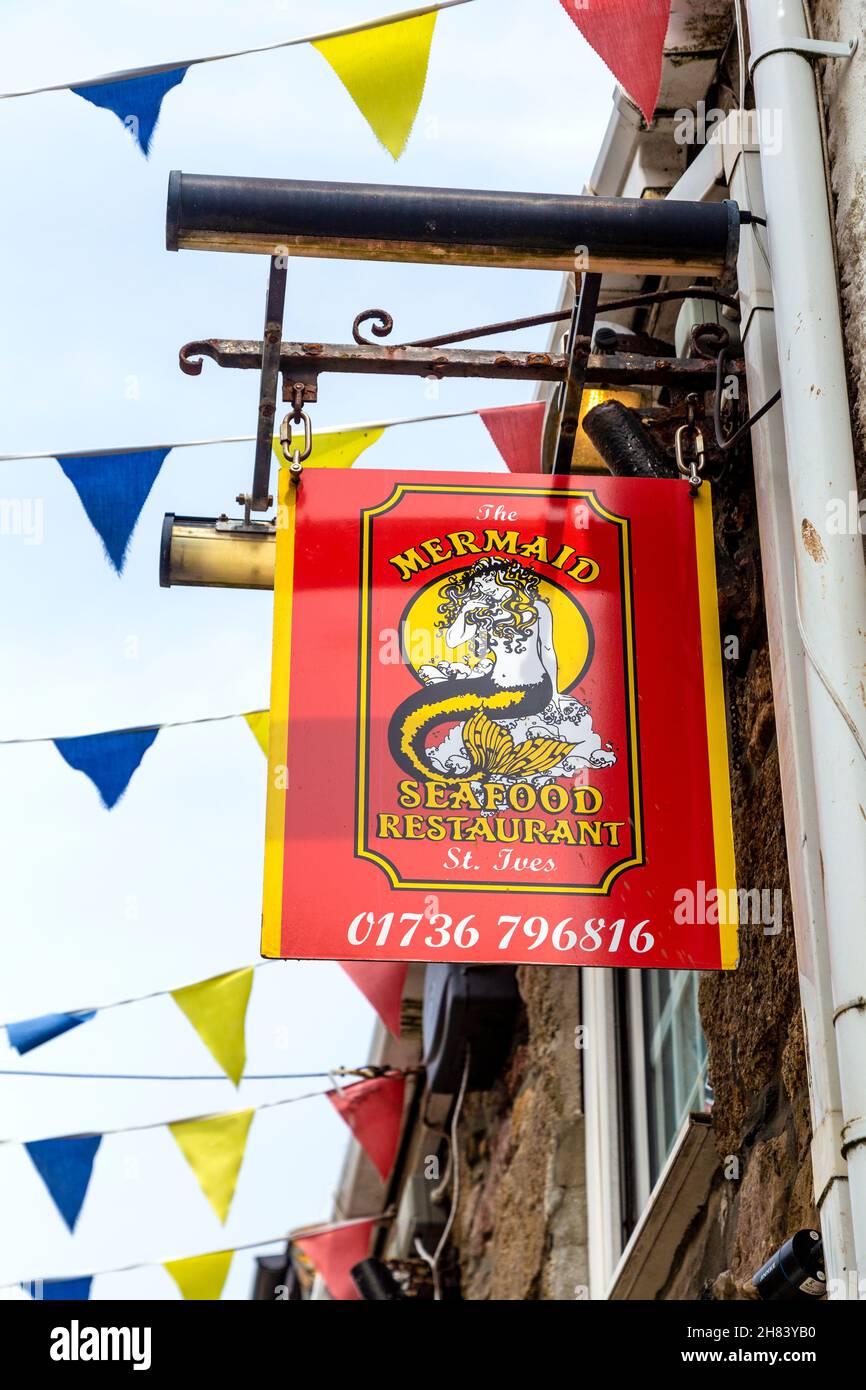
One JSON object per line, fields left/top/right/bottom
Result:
{"left": 167, "top": 172, "right": 740, "bottom": 279}
{"left": 552, "top": 272, "right": 602, "bottom": 474}
{"left": 243, "top": 255, "right": 287, "bottom": 514}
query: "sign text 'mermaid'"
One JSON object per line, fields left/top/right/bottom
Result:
{"left": 387, "top": 523, "right": 600, "bottom": 584}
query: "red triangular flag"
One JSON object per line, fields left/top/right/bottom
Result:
{"left": 340, "top": 962, "right": 407, "bottom": 1037}
{"left": 297, "top": 1220, "right": 377, "bottom": 1300}
{"left": 328, "top": 1074, "right": 406, "bottom": 1181}
{"left": 479, "top": 402, "right": 546, "bottom": 473}
{"left": 559, "top": 0, "right": 671, "bottom": 124}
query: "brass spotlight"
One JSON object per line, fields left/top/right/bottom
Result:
{"left": 160, "top": 515, "right": 276, "bottom": 590}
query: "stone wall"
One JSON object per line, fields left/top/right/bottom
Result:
{"left": 453, "top": 965, "right": 587, "bottom": 1300}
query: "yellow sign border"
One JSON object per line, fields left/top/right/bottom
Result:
{"left": 261, "top": 468, "right": 296, "bottom": 958}
{"left": 262, "top": 474, "right": 738, "bottom": 968}
{"left": 692, "top": 486, "right": 739, "bottom": 967}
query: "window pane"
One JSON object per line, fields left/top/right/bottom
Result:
{"left": 642, "top": 970, "right": 708, "bottom": 1185}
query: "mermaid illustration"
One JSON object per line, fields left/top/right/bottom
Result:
{"left": 387, "top": 556, "right": 617, "bottom": 784}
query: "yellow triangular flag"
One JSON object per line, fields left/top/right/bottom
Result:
{"left": 169, "top": 1110, "right": 254, "bottom": 1224}
{"left": 313, "top": 12, "right": 437, "bottom": 159}
{"left": 272, "top": 426, "right": 384, "bottom": 470}
{"left": 171, "top": 968, "right": 253, "bottom": 1087}
{"left": 164, "top": 1250, "right": 233, "bottom": 1301}
{"left": 244, "top": 710, "right": 269, "bottom": 756}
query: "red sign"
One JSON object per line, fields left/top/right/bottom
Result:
{"left": 262, "top": 469, "right": 737, "bottom": 970}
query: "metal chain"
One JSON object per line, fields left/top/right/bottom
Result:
{"left": 279, "top": 400, "right": 313, "bottom": 484}
{"left": 675, "top": 393, "right": 706, "bottom": 494}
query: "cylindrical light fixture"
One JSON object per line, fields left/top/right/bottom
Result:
{"left": 160, "top": 514, "right": 276, "bottom": 590}
{"left": 166, "top": 172, "right": 740, "bottom": 278}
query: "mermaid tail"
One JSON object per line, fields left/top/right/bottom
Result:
{"left": 388, "top": 673, "right": 574, "bottom": 783}
{"left": 462, "top": 711, "right": 576, "bottom": 779}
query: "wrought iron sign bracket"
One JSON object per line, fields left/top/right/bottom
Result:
{"left": 237, "top": 254, "right": 288, "bottom": 523}
{"left": 180, "top": 336, "right": 737, "bottom": 393}
{"left": 181, "top": 320, "right": 743, "bottom": 514}
{"left": 551, "top": 270, "right": 603, "bottom": 476}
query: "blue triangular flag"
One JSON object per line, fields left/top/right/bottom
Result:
{"left": 25, "top": 1276, "right": 93, "bottom": 1301}
{"left": 71, "top": 67, "right": 188, "bottom": 155}
{"left": 25, "top": 1136, "right": 102, "bottom": 1234}
{"left": 57, "top": 449, "right": 169, "bottom": 573}
{"left": 53, "top": 728, "right": 159, "bottom": 809}
{"left": 7, "top": 1011, "right": 96, "bottom": 1055}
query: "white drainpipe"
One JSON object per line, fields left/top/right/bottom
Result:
{"left": 668, "top": 115, "right": 856, "bottom": 1293}
{"left": 743, "top": 0, "right": 866, "bottom": 1283}
{"left": 725, "top": 130, "right": 854, "bottom": 1294}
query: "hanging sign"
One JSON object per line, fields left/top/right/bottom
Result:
{"left": 262, "top": 469, "right": 737, "bottom": 970}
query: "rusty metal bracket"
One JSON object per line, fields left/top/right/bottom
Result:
{"left": 350, "top": 287, "right": 739, "bottom": 351}
{"left": 179, "top": 337, "right": 737, "bottom": 394}
{"left": 239, "top": 254, "right": 287, "bottom": 520}
{"left": 552, "top": 272, "right": 602, "bottom": 475}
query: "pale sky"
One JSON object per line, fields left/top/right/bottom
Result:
{"left": 0, "top": 0, "right": 611, "bottom": 1298}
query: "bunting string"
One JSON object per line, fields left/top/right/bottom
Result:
{"left": 0, "top": 1, "right": 476, "bottom": 159}
{"left": 0, "top": 961, "right": 268, "bottom": 1036}
{"left": 0, "top": 2, "right": 474, "bottom": 99}
{"left": 2, "top": 959, "right": 408, "bottom": 1064}
{"left": 0, "top": 1076, "right": 409, "bottom": 1147}
{"left": 0, "top": 711, "right": 269, "bottom": 811}
{"left": 0, "top": 3, "right": 671, "bottom": 166}
{"left": 2, "top": 1077, "right": 407, "bottom": 1239}
{"left": 0, "top": 707, "right": 267, "bottom": 746}
{"left": 0, "top": 403, "right": 544, "bottom": 575}
{"left": 3, "top": 956, "right": 406, "bottom": 1069}
{"left": 0, "top": 403, "right": 508, "bottom": 463}
{"left": 5, "top": 1214, "right": 392, "bottom": 1296}
{"left": 0, "top": 1067, "right": 395, "bottom": 1083}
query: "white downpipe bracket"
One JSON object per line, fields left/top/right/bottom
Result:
{"left": 744, "top": 0, "right": 866, "bottom": 1285}
{"left": 749, "top": 35, "right": 857, "bottom": 79}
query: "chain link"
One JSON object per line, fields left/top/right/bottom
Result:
{"left": 675, "top": 394, "right": 706, "bottom": 494}
{"left": 279, "top": 408, "right": 313, "bottom": 464}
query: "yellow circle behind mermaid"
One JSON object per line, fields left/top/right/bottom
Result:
{"left": 390, "top": 558, "right": 617, "bottom": 783}
{"left": 402, "top": 556, "right": 591, "bottom": 693}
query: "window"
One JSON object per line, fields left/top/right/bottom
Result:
{"left": 583, "top": 968, "right": 710, "bottom": 1296}
{"left": 640, "top": 971, "right": 708, "bottom": 1187}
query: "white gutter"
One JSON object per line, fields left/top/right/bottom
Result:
{"left": 585, "top": 88, "right": 644, "bottom": 198}
{"left": 743, "top": 0, "right": 866, "bottom": 1283}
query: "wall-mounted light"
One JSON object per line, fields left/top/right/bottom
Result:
{"left": 159, "top": 514, "right": 275, "bottom": 590}
{"left": 571, "top": 388, "right": 643, "bottom": 472}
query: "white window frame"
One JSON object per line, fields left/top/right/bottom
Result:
{"left": 583, "top": 967, "right": 709, "bottom": 1298}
